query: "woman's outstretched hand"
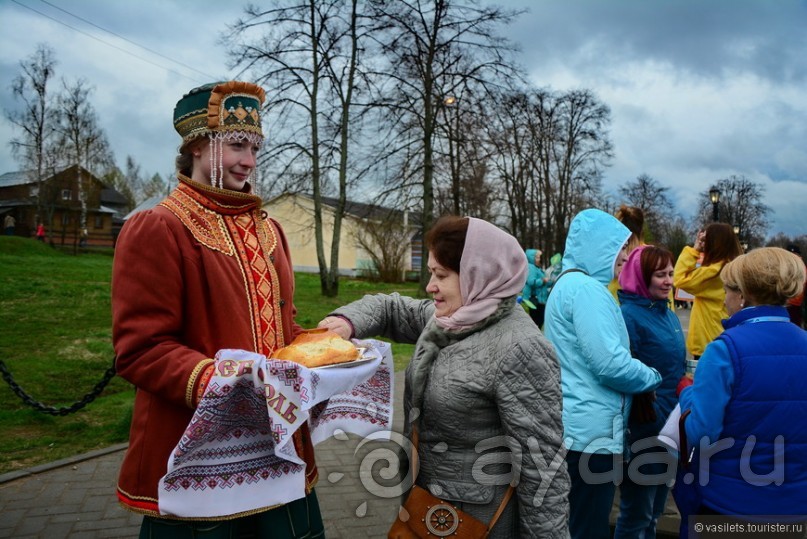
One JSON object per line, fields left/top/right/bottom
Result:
{"left": 317, "top": 316, "right": 353, "bottom": 340}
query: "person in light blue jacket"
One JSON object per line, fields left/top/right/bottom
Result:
{"left": 522, "top": 248, "right": 550, "bottom": 328}
{"left": 544, "top": 208, "right": 662, "bottom": 539}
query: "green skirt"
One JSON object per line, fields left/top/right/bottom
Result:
{"left": 140, "top": 489, "right": 325, "bottom": 539}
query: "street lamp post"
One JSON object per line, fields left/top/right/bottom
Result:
{"left": 709, "top": 187, "right": 721, "bottom": 222}
{"left": 733, "top": 224, "right": 746, "bottom": 251}
{"left": 443, "top": 95, "right": 461, "bottom": 215}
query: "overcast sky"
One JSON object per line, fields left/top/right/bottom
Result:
{"left": 1, "top": 0, "right": 805, "bottom": 237}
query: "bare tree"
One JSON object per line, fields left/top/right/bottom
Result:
{"left": 547, "top": 89, "right": 611, "bottom": 252}
{"left": 226, "top": 0, "right": 372, "bottom": 296}
{"left": 660, "top": 215, "right": 690, "bottom": 258}
{"left": 353, "top": 211, "right": 415, "bottom": 283}
{"left": 486, "top": 89, "right": 542, "bottom": 247}
{"left": 430, "top": 67, "right": 499, "bottom": 219}
{"left": 102, "top": 167, "right": 136, "bottom": 212}
{"left": 124, "top": 156, "right": 144, "bottom": 204}
{"left": 618, "top": 173, "right": 677, "bottom": 243}
{"left": 433, "top": 92, "right": 495, "bottom": 219}
{"left": 696, "top": 175, "right": 770, "bottom": 247}
{"left": 54, "top": 78, "right": 115, "bottom": 236}
{"left": 766, "top": 233, "right": 807, "bottom": 261}
{"left": 486, "top": 87, "right": 612, "bottom": 255}
{"left": 142, "top": 173, "right": 169, "bottom": 200}
{"left": 368, "top": 0, "right": 523, "bottom": 292}
{"left": 5, "top": 44, "right": 59, "bottom": 226}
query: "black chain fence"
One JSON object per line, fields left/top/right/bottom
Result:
{"left": 0, "top": 357, "right": 117, "bottom": 416}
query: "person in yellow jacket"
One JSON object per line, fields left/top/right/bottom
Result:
{"left": 673, "top": 222, "right": 742, "bottom": 358}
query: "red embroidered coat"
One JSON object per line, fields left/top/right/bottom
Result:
{"left": 112, "top": 176, "right": 315, "bottom": 518}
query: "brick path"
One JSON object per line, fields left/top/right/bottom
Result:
{"left": 0, "top": 377, "right": 405, "bottom": 539}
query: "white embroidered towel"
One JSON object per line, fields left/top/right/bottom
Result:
{"left": 158, "top": 339, "right": 393, "bottom": 518}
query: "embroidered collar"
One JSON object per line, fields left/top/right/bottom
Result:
{"left": 177, "top": 174, "right": 262, "bottom": 215}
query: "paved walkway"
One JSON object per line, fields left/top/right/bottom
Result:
{"left": 1, "top": 309, "right": 692, "bottom": 538}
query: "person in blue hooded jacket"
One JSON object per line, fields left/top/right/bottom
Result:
{"left": 614, "top": 245, "right": 685, "bottom": 539}
{"left": 522, "top": 248, "right": 550, "bottom": 328}
{"left": 544, "top": 208, "right": 662, "bottom": 539}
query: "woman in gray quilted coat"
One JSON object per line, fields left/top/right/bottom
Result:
{"left": 319, "top": 215, "right": 570, "bottom": 538}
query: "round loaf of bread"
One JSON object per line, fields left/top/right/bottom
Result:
{"left": 274, "top": 328, "right": 360, "bottom": 368}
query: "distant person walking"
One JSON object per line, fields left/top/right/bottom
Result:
{"left": 522, "top": 248, "right": 550, "bottom": 328}
{"left": 35, "top": 222, "right": 45, "bottom": 242}
{"left": 673, "top": 223, "right": 742, "bottom": 360}
{"left": 4, "top": 214, "right": 15, "bottom": 235}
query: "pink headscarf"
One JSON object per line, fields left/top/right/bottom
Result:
{"left": 434, "top": 218, "right": 528, "bottom": 331}
{"left": 618, "top": 244, "right": 651, "bottom": 298}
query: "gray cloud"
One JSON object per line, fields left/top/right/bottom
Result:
{"left": 509, "top": 0, "right": 807, "bottom": 84}
{"left": 505, "top": 0, "right": 807, "bottom": 235}
{"left": 1, "top": 0, "right": 805, "bottom": 236}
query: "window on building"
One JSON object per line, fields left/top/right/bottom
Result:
{"left": 61, "top": 213, "right": 71, "bottom": 225}
{"left": 61, "top": 189, "right": 71, "bottom": 200}
{"left": 94, "top": 215, "right": 104, "bottom": 228}
{"left": 410, "top": 234, "right": 423, "bottom": 272}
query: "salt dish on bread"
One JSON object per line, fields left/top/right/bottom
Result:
{"left": 274, "top": 328, "right": 360, "bottom": 368}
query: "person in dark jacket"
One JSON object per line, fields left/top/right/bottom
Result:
{"left": 614, "top": 245, "right": 685, "bottom": 538}
{"left": 677, "top": 247, "right": 807, "bottom": 535}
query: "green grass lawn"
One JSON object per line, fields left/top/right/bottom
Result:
{"left": 0, "top": 236, "right": 420, "bottom": 475}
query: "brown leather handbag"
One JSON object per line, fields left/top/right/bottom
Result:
{"left": 388, "top": 428, "right": 515, "bottom": 538}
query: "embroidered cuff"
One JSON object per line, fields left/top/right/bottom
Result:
{"left": 186, "top": 358, "right": 215, "bottom": 408}
{"left": 194, "top": 364, "right": 215, "bottom": 407}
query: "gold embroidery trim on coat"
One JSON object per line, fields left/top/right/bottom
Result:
{"left": 257, "top": 216, "right": 283, "bottom": 351}
{"left": 225, "top": 210, "right": 283, "bottom": 355}
{"left": 160, "top": 190, "right": 235, "bottom": 256}
{"left": 118, "top": 497, "right": 285, "bottom": 522}
{"left": 186, "top": 358, "right": 215, "bottom": 408}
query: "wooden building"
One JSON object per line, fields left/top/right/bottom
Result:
{"left": 0, "top": 165, "right": 129, "bottom": 247}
